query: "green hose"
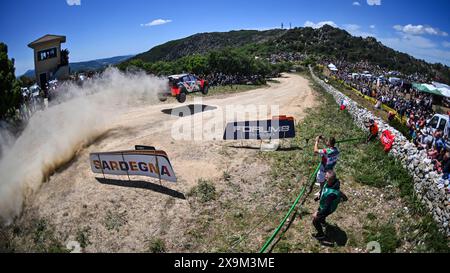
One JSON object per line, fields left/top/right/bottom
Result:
{"left": 336, "top": 137, "right": 365, "bottom": 144}
{"left": 259, "top": 163, "right": 321, "bottom": 253}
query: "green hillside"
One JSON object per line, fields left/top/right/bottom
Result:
{"left": 133, "top": 29, "right": 286, "bottom": 62}
{"left": 131, "top": 25, "right": 450, "bottom": 84}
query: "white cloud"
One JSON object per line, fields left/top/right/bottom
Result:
{"left": 344, "top": 24, "right": 360, "bottom": 32}
{"left": 393, "top": 24, "right": 448, "bottom": 37}
{"left": 353, "top": 1, "right": 361, "bottom": 6}
{"left": 443, "top": 41, "right": 450, "bottom": 48}
{"left": 141, "top": 19, "right": 172, "bottom": 27}
{"left": 66, "top": 0, "right": 81, "bottom": 6}
{"left": 343, "top": 24, "right": 376, "bottom": 38}
{"left": 304, "top": 21, "right": 338, "bottom": 29}
{"left": 380, "top": 34, "right": 450, "bottom": 65}
{"left": 370, "top": 25, "right": 376, "bottom": 29}
{"left": 367, "top": 0, "right": 381, "bottom": 5}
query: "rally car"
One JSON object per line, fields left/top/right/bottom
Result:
{"left": 158, "top": 74, "right": 209, "bottom": 103}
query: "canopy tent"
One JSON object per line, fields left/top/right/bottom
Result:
{"left": 328, "top": 63, "right": 338, "bottom": 71}
{"left": 413, "top": 82, "right": 450, "bottom": 98}
{"left": 432, "top": 82, "right": 450, "bottom": 90}
{"left": 389, "top": 77, "right": 402, "bottom": 84}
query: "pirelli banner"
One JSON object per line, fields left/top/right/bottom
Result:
{"left": 89, "top": 149, "right": 177, "bottom": 182}
{"left": 223, "top": 116, "right": 296, "bottom": 140}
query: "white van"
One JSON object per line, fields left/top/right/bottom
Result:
{"left": 427, "top": 114, "right": 448, "bottom": 133}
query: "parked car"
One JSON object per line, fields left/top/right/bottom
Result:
{"left": 158, "top": 74, "right": 209, "bottom": 103}
{"left": 427, "top": 114, "right": 448, "bottom": 134}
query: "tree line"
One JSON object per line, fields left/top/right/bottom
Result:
{"left": 0, "top": 43, "right": 22, "bottom": 121}
{"left": 118, "top": 47, "right": 292, "bottom": 78}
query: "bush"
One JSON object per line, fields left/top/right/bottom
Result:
{"left": 103, "top": 210, "right": 127, "bottom": 231}
{"left": 148, "top": 238, "right": 166, "bottom": 253}
{"left": 188, "top": 179, "right": 217, "bottom": 203}
{"left": 364, "top": 224, "right": 400, "bottom": 253}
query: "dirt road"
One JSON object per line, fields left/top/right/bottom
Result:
{"left": 11, "top": 73, "right": 317, "bottom": 252}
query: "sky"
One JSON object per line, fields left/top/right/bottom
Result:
{"left": 1, "top": 0, "right": 450, "bottom": 75}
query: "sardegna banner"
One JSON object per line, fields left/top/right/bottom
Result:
{"left": 89, "top": 148, "right": 177, "bottom": 182}
{"left": 223, "top": 116, "right": 296, "bottom": 140}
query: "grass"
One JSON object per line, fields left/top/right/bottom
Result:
{"left": 204, "top": 84, "right": 268, "bottom": 96}
{"left": 363, "top": 223, "right": 400, "bottom": 253}
{"left": 76, "top": 227, "right": 91, "bottom": 249}
{"left": 0, "top": 218, "right": 69, "bottom": 253}
{"left": 29, "top": 218, "right": 68, "bottom": 253}
{"left": 104, "top": 210, "right": 128, "bottom": 231}
{"left": 223, "top": 170, "right": 231, "bottom": 182}
{"left": 188, "top": 179, "right": 217, "bottom": 203}
{"left": 147, "top": 238, "right": 166, "bottom": 253}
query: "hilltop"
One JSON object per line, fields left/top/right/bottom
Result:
{"left": 132, "top": 25, "right": 450, "bottom": 84}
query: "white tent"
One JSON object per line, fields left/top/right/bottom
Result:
{"left": 389, "top": 77, "right": 402, "bottom": 84}
{"left": 328, "top": 63, "right": 338, "bottom": 71}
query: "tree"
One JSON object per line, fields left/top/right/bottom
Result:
{"left": 0, "top": 43, "right": 21, "bottom": 120}
{"left": 18, "top": 76, "right": 35, "bottom": 87}
{"left": 183, "top": 55, "right": 208, "bottom": 75}
{"left": 61, "top": 49, "right": 70, "bottom": 66}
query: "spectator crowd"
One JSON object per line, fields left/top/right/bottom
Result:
{"left": 203, "top": 72, "right": 266, "bottom": 87}
{"left": 321, "top": 59, "right": 450, "bottom": 178}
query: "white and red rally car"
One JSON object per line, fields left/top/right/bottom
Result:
{"left": 158, "top": 74, "right": 209, "bottom": 103}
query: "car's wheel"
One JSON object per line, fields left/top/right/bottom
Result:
{"left": 201, "top": 85, "right": 209, "bottom": 95}
{"left": 176, "top": 92, "right": 186, "bottom": 103}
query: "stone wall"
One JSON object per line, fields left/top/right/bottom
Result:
{"left": 309, "top": 67, "right": 450, "bottom": 236}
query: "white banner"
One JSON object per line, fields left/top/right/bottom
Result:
{"left": 89, "top": 150, "right": 177, "bottom": 182}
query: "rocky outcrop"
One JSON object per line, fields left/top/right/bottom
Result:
{"left": 310, "top": 68, "right": 450, "bottom": 236}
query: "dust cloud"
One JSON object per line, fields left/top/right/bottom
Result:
{"left": 0, "top": 68, "right": 167, "bottom": 225}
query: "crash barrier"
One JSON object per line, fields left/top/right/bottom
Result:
{"left": 223, "top": 116, "right": 296, "bottom": 140}
{"left": 258, "top": 137, "right": 365, "bottom": 253}
{"left": 89, "top": 147, "right": 177, "bottom": 183}
{"left": 311, "top": 66, "right": 450, "bottom": 236}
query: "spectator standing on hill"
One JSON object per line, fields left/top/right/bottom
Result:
{"left": 388, "top": 111, "right": 396, "bottom": 123}
{"left": 407, "top": 114, "right": 417, "bottom": 139}
{"left": 434, "top": 130, "right": 446, "bottom": 153}
{"left": 365, "top": 119, "right": 379, "bottom": 143}
{"left": 312, "top": 170, "right": 343, "bottom": 241}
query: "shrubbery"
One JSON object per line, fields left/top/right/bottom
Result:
{"left": 118, "top": 47, "right": 292, "bottom": 78}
